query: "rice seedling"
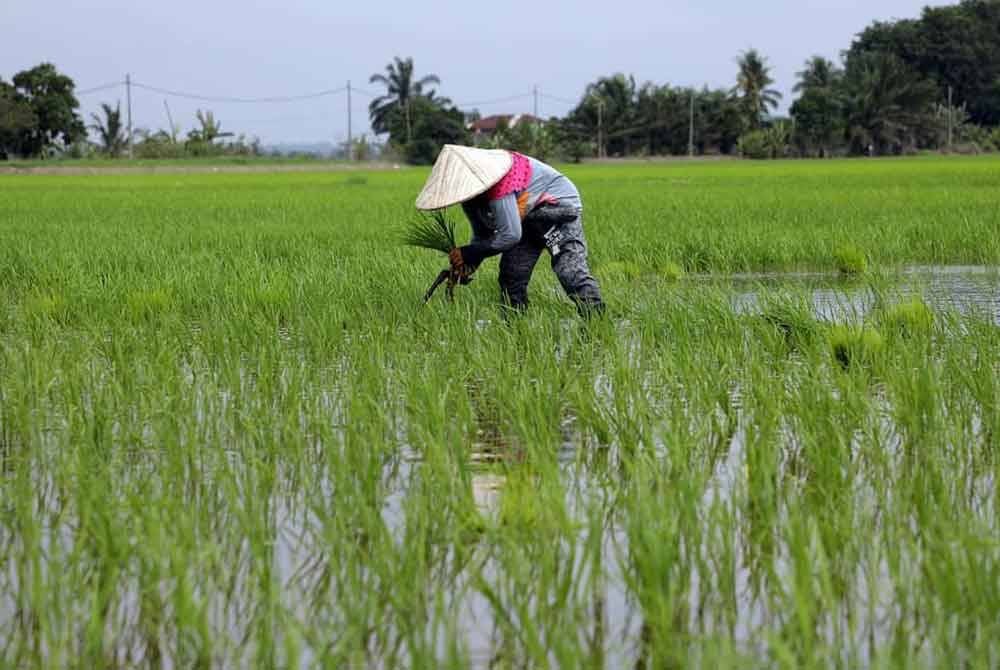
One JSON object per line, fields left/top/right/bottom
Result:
{"left": 0, "top": 156, "right": 999, "bottom": 668}
{"left": 401, "top": 209, "right": 468, "bottom": 302}
{"left": 833, "top": 244, "right": 868, "bottom": 275}
{"left": 401, "top": 209, "right": 458, "bottom": 254}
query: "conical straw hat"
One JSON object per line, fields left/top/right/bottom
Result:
{"left": 415, "top": 145, "right": 513, "bottom": 210}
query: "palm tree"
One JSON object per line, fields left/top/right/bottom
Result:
{"left": 794, "top": 56, "right": 840, "bottom": 93}
{"left": 89, "top": 102, "right": 126, "bottom": 157}
{"left": 843, "top": 51, "right": 937, "bottom": 155}
{"left": 369, "top": 57, "right": 441, "bottom": 142}
{"left": 731, "top": 49, "right": 783, "bottom": 129}
{"left": 572, "top": 74, "right": 638, "bottom": 157}
{"left": 189, "top": 109, "right": 233, "bottom": 143}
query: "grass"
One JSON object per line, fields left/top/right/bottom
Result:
{"left": 0, "top": 156, "right": 999, "bottom": 668}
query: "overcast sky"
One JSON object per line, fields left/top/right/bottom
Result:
{"left": 1, "top": 0, "right": 951, "bottom": 146}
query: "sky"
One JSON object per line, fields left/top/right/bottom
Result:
{"left": 1, "top": 0, "right": 953, "bottom": 147}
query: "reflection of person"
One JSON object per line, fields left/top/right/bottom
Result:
{"left": 415, "top": 145, "right": 605, "bottom": 316}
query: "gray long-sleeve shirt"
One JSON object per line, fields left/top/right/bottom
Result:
{"left": 461, "top": 155, "right": 581, "bottom": 259}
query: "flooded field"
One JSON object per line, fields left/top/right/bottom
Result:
{"left": 2, "top": 159, "right": 1000, "bottom": 667}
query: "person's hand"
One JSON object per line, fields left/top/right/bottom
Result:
{"left": 449, "top": 247, "right": 472, "bottom": 278}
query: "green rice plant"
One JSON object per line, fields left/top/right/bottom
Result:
{"left": 758, "top": 293, "right": 821, "bottom": 351}
{"left": 1, "top": 158, "right": 999, "bottom": 668}
{"left": 23, "top": 291, "right": 69, "bottom": 323}
{"left": 598, "top": 260, "right": 643, "bottom": 280}
{"left": 402, "top": 209, "right": 457, "bottom": 254}
{"left": 126, "top": 288, "right": 173, "bottom": 321}
{"left": 827, "top": 323, "right": 885, "bottom": 369}
{"left": 833, "top": 244, "right": 868, "bottom": 275}
{"left": 878, "top": 297, "right": 935, "bottom": 338}
{"left": 657, "top": 260, "right": 685, "bottom": 282}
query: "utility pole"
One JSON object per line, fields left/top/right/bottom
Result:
{"left": 947, "top": 85, "right": 953, "bottom": 153}
{"left": 688, "top": 89, "right": 695, "bottom": 157}
{"left": 533, "top": 85, "right": 538, "bottom": 118}
{"left": 347, "top": 80, "right": 352, "bottom": 161}
{"left": 126, "top": 73, "right": 133, "bottom": 159}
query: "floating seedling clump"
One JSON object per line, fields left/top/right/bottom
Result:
{"left": 828, "top": 324, "right": 885, "bottom": 369}
{"left": 879, "top": 298, "right": 935, "bottom": 338}
{"left": 833, "top": 244, "right": 868, "bottom": 275}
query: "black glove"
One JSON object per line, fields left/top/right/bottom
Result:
{"left": 456, "top": 244, "right": 487, "bottom": 269}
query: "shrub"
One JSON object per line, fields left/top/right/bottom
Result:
{"left": 737, "top": 130, "right": 770, "bottom": 160}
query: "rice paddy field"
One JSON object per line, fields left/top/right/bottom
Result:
{"left": 1, "top": 156, "right": 1000, "bottom": 668}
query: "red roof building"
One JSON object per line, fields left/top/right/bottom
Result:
{"left": 467, "top": 114, "right": 543, "bottom": 144}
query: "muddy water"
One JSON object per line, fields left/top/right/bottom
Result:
{"left": 727, "top": 265, "right": 1000, "bottom": 324}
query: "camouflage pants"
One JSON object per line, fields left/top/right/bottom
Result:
{"left": 498, "top": 214, "right": 604, "bottom": 315}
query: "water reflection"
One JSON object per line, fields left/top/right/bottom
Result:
{"left": 726, "top": 265, "right": 1000, "bottom": 323}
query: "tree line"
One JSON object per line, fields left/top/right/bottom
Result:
{"left": 370, "top": 0, "right": 1000, "bottom": 162}
{"left": 3, "top": 0, "right": 998, "bottom": 162}
{"left": 0, "top": 66, "right": 259, "bottom": 160}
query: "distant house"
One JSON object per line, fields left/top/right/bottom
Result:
{"left": 467, "top": 114, "right": 543, "bottom": 145}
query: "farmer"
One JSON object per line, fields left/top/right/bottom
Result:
{"left": 415, "top": 144, "right": 605, "bottom": 316}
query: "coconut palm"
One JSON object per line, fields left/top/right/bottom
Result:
{"left": 794, "top": 56, "right": 841, "bottom": 93}
{"left": 570, "top": 73, "right": 638, "bottom": 157}
{"left": 843, "top": 51, "right": 937, "bottom": 154}
{"left": 731, "top": 49, "right": 783, "bottom": 129}
{"left": 89, "top": 102, "right": 126, "bottom": 157}
{"left": 369, "top": 57, "right": 442, "bottom": 142}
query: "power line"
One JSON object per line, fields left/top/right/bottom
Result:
{"left": 76, "top": 81, "right": 125, "bottom": 95}
{"left": 131, "top": 81, "right": 348, "bottom": 104}
{"left": 538, "top": 92, "right": 579, "bottom": 106}
{"left": 455, "top": 92, "right": 532, "bottom": 108}
{"left": 350, "top": 87, "right": 382, "bottom": 99}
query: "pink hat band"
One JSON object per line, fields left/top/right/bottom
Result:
{"left": 486, "top": 152, "right": 531, "bottom": 200}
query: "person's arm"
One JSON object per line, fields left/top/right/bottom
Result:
{"left": 459, "top": 194, "right": 522, "bottom": 266}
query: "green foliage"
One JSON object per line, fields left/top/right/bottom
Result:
{"left": 790, "top": 58, "right": 846, "bottom": 157}
{"left": 760, "top": 294, "right": 821, "bottom": 350}
{"left": 126, "top": 289, "right": 174, "bottom": 322}
{"left": 392, "top": 97, "right": 468, "bottom": 165}
{"left": 0, "top": 80, "right": 38, "bottom": 159}
{"left": 486, "top": 120, "right": 556, "bottom": 162}
{"left": 2, "top": 62, "right": 85, "bottom": 158}
{"left": 732, "top": 49, "right": 783, "bottom": 130}
{"left": 738, "top": 122, "right": 790, "bottom": 160}
{"left": 842, "top": 51, "right": 938, "bottom": 155}
{"left": 849, "top": 0, "right": 1000, "bottom": 127}
{"left": 89, "top": 102, "right": 126, "bottom": 157}
{"left": 878, "top": 298, "right": 934, "bottom": 337}
{"left": 1, "top": 161, "right": 1000, "bottom": 667}
{"left": 186, "top": 109, "right": 234, "bottom": 150}
{"left": 402, "top": 210, "right": 458, "bottom": 254}
{"left": 133, "top": 129, "right": 188, "bottom": 159}
{"left": 737, "top": 129, "right": 770, "bottom": 159}
{"left": 563, "top": 76, "right": 743, "bottom": 157}
{"left": 598, "top": 260, "right": 643, "bottom": 280}
{"left": 657, "top": 260, "right": 685, "bottom": 282}
{"left": 833, "top": 245, "right": 868, "bottom": 275}
{"left": 828, "top": 324, "right": 885, "bottom": 369}
{"left": 369, "top": 57, "right": 443, "bottom": 141}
